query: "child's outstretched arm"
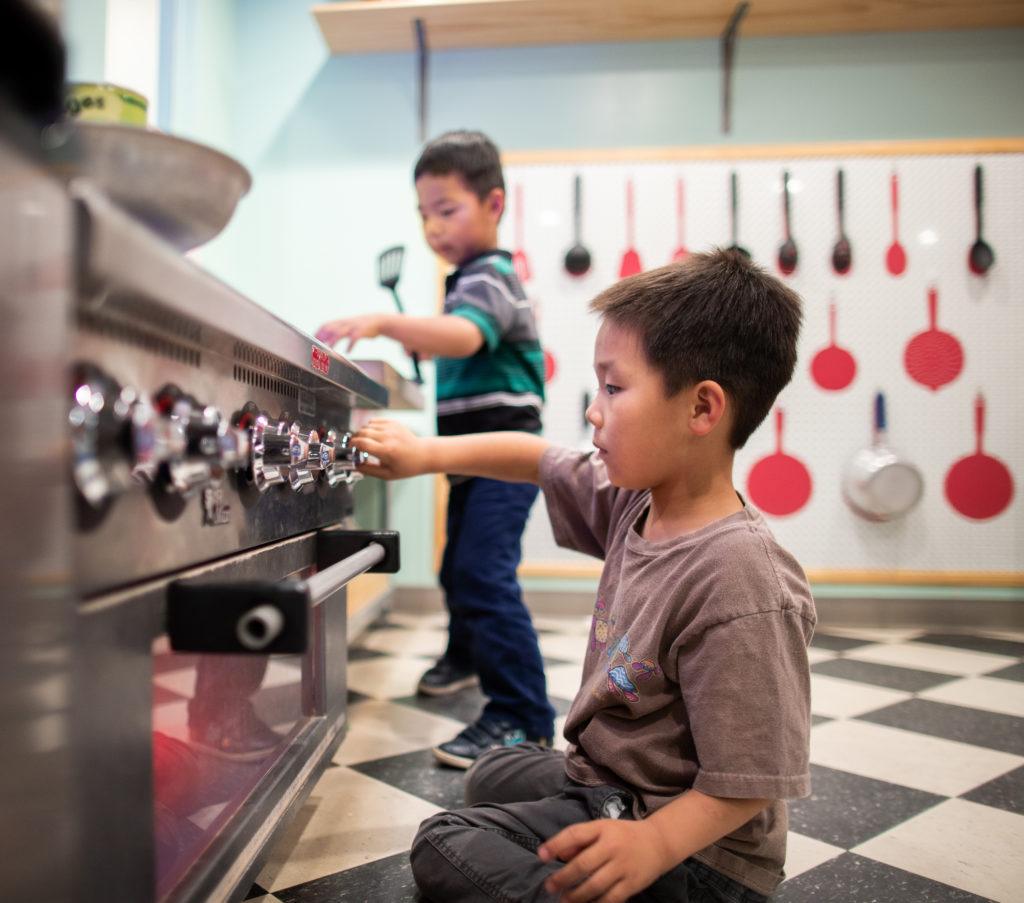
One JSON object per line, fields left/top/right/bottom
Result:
{"left": 354, "top": 419, "right": 550, "bottom": 485}
{"left": 315, "top": 313, "right": 483, "bottom": 358}
{"left": 537, "top": 790, "right": 770, "bottom": 903}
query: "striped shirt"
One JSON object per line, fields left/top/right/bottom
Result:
{"left": 437, "top": 250, "right": 545, "bottom": 436}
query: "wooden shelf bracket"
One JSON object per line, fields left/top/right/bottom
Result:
{"left": 721, "top": 1, "right": 749, "bottom": 134}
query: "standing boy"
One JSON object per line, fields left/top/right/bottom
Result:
{"left": 353, "top": 250, "right": 815, "bottom": 901}
{"left": 316, "top": 130, "right": 555, "bottom": 767}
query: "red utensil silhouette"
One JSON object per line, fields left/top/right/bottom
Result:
{"left": 945, "top": 394, "right": 1014, "bottom": 520}
{"left": 543, "top": 348, "right": 557, "bottom": 383}
{"left": 746, "top": 408, "right": 813, "bottom": 516}
{"left": 671, "top": 177, "right": 688, "bottom": 262}
{"left": 512, "top": 184, "right": 531, "bottom": 283}
{"left": 619, "top": 179, "right": 642, "bottom": 278}
{"left": 885, "top": 172, "right": 907, "bottom": 276}
{"left": 904, "top": 286, "right": 963, "bottom": 392}
{"left": 810, "top": 303, "right": 857, "bottom": 391}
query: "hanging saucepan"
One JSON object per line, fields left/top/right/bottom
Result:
{"left": 842, "top": 392, "right": 924, "bottom": 522}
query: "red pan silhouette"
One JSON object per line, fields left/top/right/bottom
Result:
{"left": 619, "top": 179, "right": 642, "bottom": 278}
{"left": 746, "top": 409, "right": 813, "bottom": 516}
{"left": 945, "top": 394, "right": 1014, "bottom": 521}
{"left": 512, "top": 184, "right": 531, "bottom": 283}
{"left": 810, "top": 303, "right": 857, "bottom": 391}
{"left": 904, "top": 286, "right": 963, "bottom": 392}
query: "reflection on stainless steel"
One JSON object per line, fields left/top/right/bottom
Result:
{"left": 304, "top": 542, "right": 386, "bottom": 604}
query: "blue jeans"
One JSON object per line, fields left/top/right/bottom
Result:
{"left": 439, "top": 477, "right": 555, "bottom": 739}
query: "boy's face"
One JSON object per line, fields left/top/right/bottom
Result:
{"left": 416, "top": 173, "right": 503, "bottom": 267}
{"left": 586, "top": 320, "right": 693, "bottom": 490}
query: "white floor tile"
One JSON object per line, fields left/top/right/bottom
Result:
{"left": 334, "top": 699, "right": 465, "bottom": 766}
{"left": 544, "top": 662, "right": 584, "bottom": 702}
{"left": 380, "top": 610, "right": 449, "bottom": 630}
{"left": 539, "top": 632, "right": 587, "bottom": 663}
{"left": 844, "top": 641, "right": 1018, "bottom": 677}
{"left": 810, "top": 673, "right": 912, "bottom": 719}
{"left": 854, "top": 798, "right": 1024, "bottom": 903}
{"left": 809, "top": 719, "right": 1023, "bottom": 797}
{"left": 358, "top": 627, "right": 447, "bottom": 659}
{"left": 152, "top": 658, "right": 301, "bottom": 698}
{"left": 533, "top": 614, "right": 592, "bottom": 635}
{"left": 812, "top": 627, "right": 925, "bottom": 644}
{"left": 256, "top": 767, "right": 440, "bottom": 891}
{"left": 783, "top": 832, "right": 844, "bottom": 880}
{"left": 806, "top": 647, "right": 839, "bottom": 665}
{"left": 918, "top": 676, "right": 1024, "bottom": 719}
{"left": 346, "top": 655, "right": 429, "bottom": 700}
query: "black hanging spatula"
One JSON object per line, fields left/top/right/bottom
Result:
{"left": 377, "top": 245, "right": 423, "bottom": 384}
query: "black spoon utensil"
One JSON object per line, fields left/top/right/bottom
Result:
{"left": 968, "top": 164, "right": 995, "bottom": 276}
{"left": 564, "top": 173, "right": 591, "bottom": 276}
{"left": 831, "top": 168, "right": 852, "bottom": 275}
{"left": 727, "top": 171, "right": 751, "bottom": 259}
{"left": 778, "top": 170, "right": 798, "bottom": 275}
{"left": 377, "top": 245, "right": 423, "bottom": 384}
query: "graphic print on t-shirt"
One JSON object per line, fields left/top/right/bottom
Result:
{"left": 604, "top": 633, "right": 660, "bottom": 703}
{"left": 589, "top": 597, "right": 610, "bottom": 652}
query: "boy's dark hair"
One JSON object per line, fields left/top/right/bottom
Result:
{"left": 590, "top": 250, "right": 803, "bottom": 449}
{"left": 413, "top": 130, "right": 505, "bottom": 199}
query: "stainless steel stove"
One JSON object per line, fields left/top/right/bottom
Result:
{"left": 1, "top": 121, "right": 399, "bottom": 903}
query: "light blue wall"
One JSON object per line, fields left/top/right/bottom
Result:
{"left": 160, "top": 2, "right": 1023, "bottom": 589}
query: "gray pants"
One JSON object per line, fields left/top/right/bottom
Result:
{"left": 409, "top": 744, "right": 769, "bottom": 903}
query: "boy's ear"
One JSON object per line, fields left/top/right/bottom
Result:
{"left": 688, "top": 380, "right": 728, "bottom": 437}
{"left": 486, "top": 187, "right": 505, "bottom": 221}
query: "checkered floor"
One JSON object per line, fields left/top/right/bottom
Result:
{"left": 244, "top": 612, "right": 1024, "bottom": 903}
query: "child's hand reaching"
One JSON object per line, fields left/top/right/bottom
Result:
{"left": 537, "top": 818, "right": 674, "bottom": 903}
{"left": 315, "top": 314, "right": 387, "bottom": 351}
{"left": 353, "top": 419, "right": 431, "bottom": 480}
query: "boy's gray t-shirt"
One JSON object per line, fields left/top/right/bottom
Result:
{"left": 539, "top": 446, "right": 816, "bottom": 896}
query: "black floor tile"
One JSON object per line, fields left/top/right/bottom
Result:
{"left": 913, "top": 633, "right": 1024, "bottom": 658}
{"left": 346, "top": 688, "right": 371, "bottom": 705}
{"left": 858, "top": 698, "right": 1024, "bottom": 756}
{"left": 788, "top": 764, "right": 944, "bottom": 849}
{"left": 811, "top": 657, "right": 955, "bottom": 693}
{"left": 275, "top": 851, "right": 423, "bottom": 903}
{"left": 775, "top": 853, "right": 990, "bottom": 902}
{"left": 394, "top": 687, "right": 490, "bottom": 724}
{"left": 244, "top": 883, "right": 270, "bottom": 900}
{"left": 810, "top": 633, "right": 877, "bottom": 652}
{"left": 542, "top": 655, "right": 575, "bottom": 667}
{"left": 985, "top": 662, "right": 1024, "bottom": 683}
{"left": 960, "top": 764, "right": 1024, "bottom": 816}
{"left": 810, "top": 714, "right": 833, "bottom": 727}
{"left": 350, "top": 748, "right": 469, "bottom": 810}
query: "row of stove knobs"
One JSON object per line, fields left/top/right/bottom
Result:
{"left": 69, "top": 367, "right": 367, "bottom": 508}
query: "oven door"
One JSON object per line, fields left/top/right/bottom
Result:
{"left": 74, "top": 527, "right": 397, "bottom": 903}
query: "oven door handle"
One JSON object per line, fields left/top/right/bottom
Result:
{"left": 167, "top": 530, "right": 400, "bottom": 654}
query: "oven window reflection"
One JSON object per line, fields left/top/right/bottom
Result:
{"left": 151, "top": 638, "right": 305, "bottom": 897}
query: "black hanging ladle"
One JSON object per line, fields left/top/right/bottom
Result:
{"left": 564, "top": 173, "right": 592, "bottom": 276}
{"left": 727, "top": 171, "right": 751, "bottom": 259}
{"left": 831, "top": 168, "right": 852, "bottom": 275}
{"left": 968, "top": 164, "right": 995, "bottom": 276}
{"left": 777, "top": 170, "right": 798, "bottom": 275}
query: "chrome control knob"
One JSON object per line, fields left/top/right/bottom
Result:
{"left": 69, "top": 370, "right": 134, "bottom": 506}
{"left": 287, "top": 422, "right": 315, "bottom": 491}
{"left": 250, "top": 415, "right": 288, "bottom": 491}
{"left": 164, "top": 398, "right": 212, "bottom": 496}
{"left": 324, "top": 429, "right": 367, "bottom": 487}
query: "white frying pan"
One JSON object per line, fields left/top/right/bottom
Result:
{"left": 842, "top": 392, "right": 924, "bottom": 522}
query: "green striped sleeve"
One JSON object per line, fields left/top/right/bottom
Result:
{"left": 450, "top": 304, "right": 501, "bottom": 352}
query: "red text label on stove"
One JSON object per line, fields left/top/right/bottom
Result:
{"left": 311, "top": 347, "right": 330, "bottom": 374}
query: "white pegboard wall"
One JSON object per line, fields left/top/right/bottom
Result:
{"left": 500, "top": 150, "right": 1024, "bottom": 577}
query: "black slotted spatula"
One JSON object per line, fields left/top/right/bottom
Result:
{"left": 377, "top": 245, "right": 423, "bottom": 384}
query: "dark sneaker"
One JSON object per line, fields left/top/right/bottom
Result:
{"left": 432, "top": 718, "right": 550, "bottom": 769}
{"left": 417, "top": 658, "right": 479, "bottom": 697}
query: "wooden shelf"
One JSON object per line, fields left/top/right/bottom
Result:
{"left": 312, "top": 0, "right": 1024, "bottom": 54}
